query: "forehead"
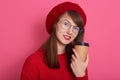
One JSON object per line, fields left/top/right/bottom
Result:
{"left": 59, "top": 12, "right": 77, "bottom": 26}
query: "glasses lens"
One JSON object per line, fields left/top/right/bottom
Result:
{"left": 59, "top": 19, "right": 81, "bottom": 35}
{"left": 73, "top": 26, "right": 80, "bottom": 33}
{"left": 61, "top": 20, "right": 70, "bottom": 29}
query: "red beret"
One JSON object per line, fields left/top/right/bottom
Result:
{"left": 46, "top": 1, "right": 87, "bottom": 34}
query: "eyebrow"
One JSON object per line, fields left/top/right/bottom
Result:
{"left": 61, "top": 18, "right": 77, "bottom": 27}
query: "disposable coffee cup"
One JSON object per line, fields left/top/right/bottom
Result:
{"left": 74, "top": 42, "right": 89, "bottom": 62}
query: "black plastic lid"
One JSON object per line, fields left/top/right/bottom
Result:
{"left": 75, "top": 42, "right": 89, "bottom": 47}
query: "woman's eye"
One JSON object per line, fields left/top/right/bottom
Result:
{"left": 74, "top": 26, "right": 80, "bottom": 31}
{"left": 63, "top": 22, "right": 69, "bottom": 26}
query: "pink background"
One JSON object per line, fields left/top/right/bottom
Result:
{"left": 0, "top": 0, "right": 120, "bottom": 80}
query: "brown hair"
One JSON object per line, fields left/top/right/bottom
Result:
{"left": 41, "top": 10, "right": 85, "bottom": 68}
{"left": 66, "top": 10, "right": 84, "bottom": 65}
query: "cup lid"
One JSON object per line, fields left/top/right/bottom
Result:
{"left": 75, "top": 42, "right": 89, "bottom": 47}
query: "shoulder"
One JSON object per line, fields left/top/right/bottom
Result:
{"left": 24, "top": 48, "right": 44, "bottom": 65}
{"left": 21, "top": 49, "right": 45, "bottom": 79}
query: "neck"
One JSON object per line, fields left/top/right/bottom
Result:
{"left": 57, "top": 42, "right": 66, "bottom": 55}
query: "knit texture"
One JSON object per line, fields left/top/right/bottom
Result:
{"left": 21, "top": 49, "right": 88, "bottom": 80}
{"left": 46, "top": 1, "right": 87, "bottom": 34}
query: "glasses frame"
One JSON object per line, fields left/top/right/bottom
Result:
{"left": 58, "top": 18, "right": 82, "bottom": 35}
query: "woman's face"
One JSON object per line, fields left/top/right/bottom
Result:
{"left": 55, "top": 12, "right": 79, "bottom": 45}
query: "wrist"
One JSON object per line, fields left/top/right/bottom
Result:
{"left": 76, "top": 72, "right": 85, "bottom": 77}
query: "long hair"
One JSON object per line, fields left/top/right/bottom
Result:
{"left": 41, "top": 10, "right": 85, "bottom": 68}
{"left": 41, "top": 23, "right": 59, "bottom": 68}
{"left": 66, "top": 10, "right": 84, "bottom": 65}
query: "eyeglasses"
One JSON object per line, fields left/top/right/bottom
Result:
{"left": 58, "top": 19, "right": 81, "bottom": 34}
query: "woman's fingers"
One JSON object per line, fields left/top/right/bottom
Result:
{"left": 70, "top": 48, "right": 89, "bottom": 77}
{"left": 71, "top": 54, "right": 76, "bottom": 61}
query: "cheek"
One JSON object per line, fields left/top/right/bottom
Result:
{"left": 56, "top": 27, "right": 66, "bottom": 35}
{"left": 56, "top": 30, "right": 64, "bottom": 39}
{"left": 71, "top": 35, "right": 77, "bottom": 41}
{"left": 71, "top": 36, "right": 76, "bottom": 41}
{"left": 56, "top": 28, "right": 63, "bottom": 38}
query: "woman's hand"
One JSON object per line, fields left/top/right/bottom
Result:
{"left": 70, "top": 48, "right": 89, "bottom": 77}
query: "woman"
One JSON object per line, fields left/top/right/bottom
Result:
{"left": 21, "top": 1, "right": 89, "bottom": 80}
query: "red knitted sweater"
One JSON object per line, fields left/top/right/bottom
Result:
{"left": 21, "top": 49, "right": 88, "bottom": 80}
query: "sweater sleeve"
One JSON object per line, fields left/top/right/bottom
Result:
{"left": 75, "top": 69, "right": 88, "bottom": 80}
{"left": 21, "top": 57, "right": 39, "bottom": 80}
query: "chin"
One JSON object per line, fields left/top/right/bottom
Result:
{"left": 57, "top": 38, "right": 73, "bottom": 45}
{"left": 62, "top": 41, "right": 72, "bottom": 45}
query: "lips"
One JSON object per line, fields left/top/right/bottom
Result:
{"left": 63, "top": 35, "right": 71, "bottom": 40}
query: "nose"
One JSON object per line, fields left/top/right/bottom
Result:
{"left": 66, "top": 26, "right": 73, "bottom": 35}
